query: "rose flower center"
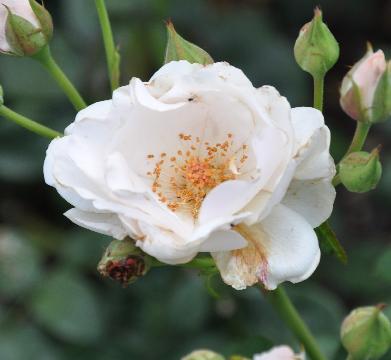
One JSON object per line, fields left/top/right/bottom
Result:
{"left": 146, "top": 133, "right": 248, "bottom": 219}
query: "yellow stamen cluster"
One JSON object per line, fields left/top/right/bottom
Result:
{"left": 146, "top": 133, "right": 248, "bottom": 218}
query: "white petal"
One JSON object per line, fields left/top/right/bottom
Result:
{"left": 136, "top": 222, "right": 198, "bottom": 264}
{"left": 291, "top": 107, "right": 324, "bottom": 154}
{"left": 105, "top": 152, "right": 148, "bottom": 195}
{"left": 294, "top": 127, "right": 335, "bottom": 180}
{"left": 282, "top": 178, "right": 336, "bottom": 227}
{"left": 256, "top": 86, "right": 294, "bottom": 139}
{"left": 213, "top": 204, "right": 320, "bottom": 290}
{"left": 260, "top": 204, "right": 320, "bottom": 289}
{"left": 199, "top": 230, "right": 247, "bottom": 252}
{"left": 64, "top": 208, "right": 127, "bottom": 240}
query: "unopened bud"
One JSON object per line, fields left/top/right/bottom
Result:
{"left": 339, "top": 148, "right": 382, "bottom": 193}
{"left": 164, "top": 20, "right": 213, "bottom": 65}
{"left": 182, "top": 350, "right": 225, "bottom": 360}
{"left": 98, "top": 238, "right": 151, "bottom": 287}
{"left": 341, "top": 305, "right": 391, "bottom": 360}
{"left": 0, "top": 0, "right": 53, "bottom": 56}
{"left": 340, "top": 46, "right": 387, "bottom": 123}
{"left": 294, "top": 7, "right": 339, "bottom": 78}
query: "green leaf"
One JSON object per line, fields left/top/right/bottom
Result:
{"left": 0, "top": 230, "right": 42, "bottom": 297}
{"left": 30, "top": 268, "right": 104, "bottom": 345}
{"left": 316, "top": 221, "right": 347, "bottom": 264}
{"left": 164, "top": 20, "right": 213, "bottom": 65}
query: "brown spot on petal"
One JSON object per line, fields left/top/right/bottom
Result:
{"left": 232, "top": 224, "right": 269, "bottom": 286}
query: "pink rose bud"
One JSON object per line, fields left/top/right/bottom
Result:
{"left": 340, "top": 47, "right": 387, "bottom": 122}
{"left": 0, "top": 0, "right": 52, "bottom": 56}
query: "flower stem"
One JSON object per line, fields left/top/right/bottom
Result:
{"left": 33, "top": 46, "right": 87, "bottom": 111}
{"left": 344, "top": 121, "right": 371, "bottom": 156}
{"left": 95, "top": 0, "right": 120, "bottom": 91}
{"left": 333, "top": 121, "right": 372, "bottom": 186}
{"left": 0, "top": 105, "right": 61, "bottom": 139}
{"left": 313, "top": 75, "right": 324, "bottom": 111}
{"left": 266, "top": 286, "right": 327, "bottom": 360}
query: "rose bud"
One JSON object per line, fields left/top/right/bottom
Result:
{"left": 98, "top": 238, "right": 152, "bottom": 287}
{"left": 341, "top": 305, "right": 391, "bottom": 360}
{"left": 339, "top": 147, "right": 382, "bottom": 193}
{"left": 182, "top": 350, "right": 225, "bottom": 360}
{"left": 165, "top": 20, "right": 213, "bottom": 65}
{"left": 294, "top": 7, "right": 339, "bottom": 78}
{"left": 340, "top": 47, "right": 387, "bottom": 123}
{"left": 0, "top": 0, "right": 53, "bottom": 56}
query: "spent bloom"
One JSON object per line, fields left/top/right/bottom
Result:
{"left": 44, "top": 60, "right": 335, "bottom": 290}
{"left": 253, "top": 346, "right": 304, "bottom": 360}
{"left": 0, "top": 0, "right": 52, "bottom": 56}
{"left": 340, "top": 47, "right": 387, "bottom": 122}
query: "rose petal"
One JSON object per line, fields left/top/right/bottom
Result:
{"left": 213, "top": 204, "right": 320, "bottom": 290}
{"left": 64, "top": 208, "right": 127, "bottom": 240}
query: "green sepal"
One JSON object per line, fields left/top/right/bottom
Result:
{"left": 5, "top": 8, "right": 47, "bottom": 56}
{"left": 164, "top": 20, "right": 213, "bottom": 65}
{"left": 371, "top": 61, "right": 391, "bottom": 123}
{"left": 29, "top": 0, "right": 53, "bottom": 41}
{"left": 316, "top": 221, "right": 347, "bottom": 264}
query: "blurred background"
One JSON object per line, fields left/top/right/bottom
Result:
{"left": 0, "top": 0, "right": 390, "bottom": 359}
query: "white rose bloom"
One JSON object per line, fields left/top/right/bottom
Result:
{"left": 0, "top": 0, "right": 39, "bottom": 53}
{"left": 44, "top": 61, "right": 335, "bottom": 290}
{"left": 254, "top": 345, "right": 305, "bottom": 360}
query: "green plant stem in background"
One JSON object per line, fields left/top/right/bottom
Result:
{"left": 95, "top": 0, "right": 120, "bottom": 91}
{"left": 33, "top": 46, "right": 87, "bottom": 111}
{"left": 313, "top": 75, "right": 324, "bottom": 111}
{"left": 266, "top": 286, "right": 327, "bottom": 360}
{"left": 0, "top": 105, "right": 61, "bottom": 139}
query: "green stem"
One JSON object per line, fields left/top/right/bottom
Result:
{"left": 33, "top": 46, "right": 87, "bottom": 111}
{"left": 313, "top": 75, "right": 324, "bottom": 111}
{"left": 344, "top": 121, "right": 371, "bottom": 156}
{"left": 333, "top": 121, "right": 371, "bottom": 186}
{"left": 0, "top": 105, "right": 61, "bottom": 139}
{"left": 266, "top": 286, "right": 327, "bottom": 360}
{"left": 95, "top": 0, "right": 120, "bottom": 91}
